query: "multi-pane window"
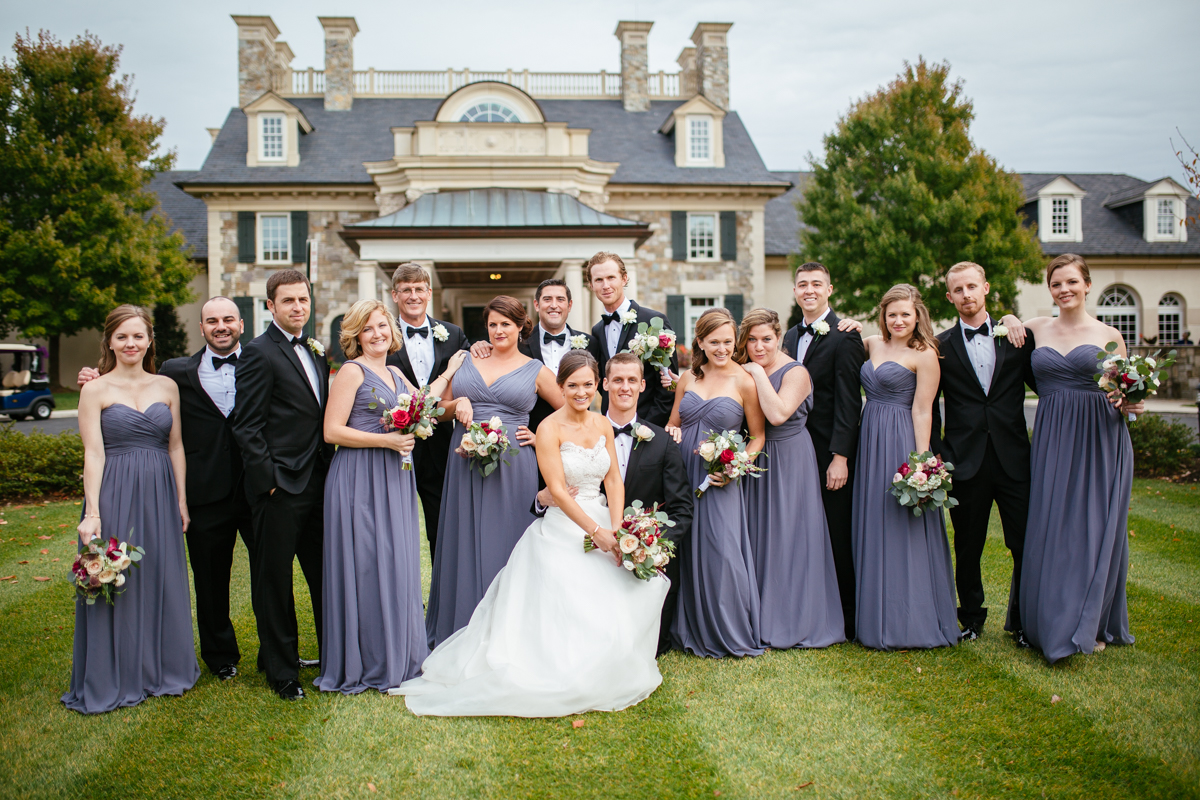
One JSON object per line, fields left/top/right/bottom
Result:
{"left": 459, "top": 102, "right": 520, "bottom": 122}
{"left": 1098, "top": 286, "right": 1139, "bottom": 349}
{"left": 689, "top": 117, "right": 711, "bottom": 162}
{"left": 260, "top": 115, "right": 285, "bottom": 161}
{"left": 1158, "top": 294, "right": 1183, "bottom": 344}
{"left": 687, "top": 213, "right": 716, "bottom": 260}
{"left": 1051, "top": 198, "right": 1070, "bottom": 236}
{"left": 686, "top": 297, "right": 718, "bottom": 343}
{"left": 259, "top": 214, "right": 290, "bottom": 263}
{"left": 1157, "top": 199, "right": 1177, "bottom": 237}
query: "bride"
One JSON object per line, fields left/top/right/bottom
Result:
{"left": 392, "top": 350, "right": 669, "bottom": 716}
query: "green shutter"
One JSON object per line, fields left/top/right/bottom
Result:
{"left": 724, "top": 294, "right": 744, "bottom": 324}
{"left": 671, "top": 211, "right": 687, "bottom": 261}
{"left": 666, "top": 295, "right": 686, "bottom": 339}
{"left": 232, "top": 296, "right": 256, "bottom": 329}
{"left": 720, "top": 211, "right": 737, "bottom": 261}
{"left": 290, "top": 211, "right": 308, "bottom": 264}
{"left": 237, "top": 212, "right": 256, "bottom": 263}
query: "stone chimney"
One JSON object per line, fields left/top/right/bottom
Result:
{"left": 690, "top": 22, "right": 733, "bottom": 110}
{"left": 319, "top": 16, "right": 359, "bottom": 111}
{"left": 676, "top": 46, "right": 697, "bottom": 97}
{"left": 614, "top": 21, "right": 653, "bottom": 112}
{"left": 231, "top": 15, "right": 280, "bottom": 107}
{"left": 273, "top": 40, "right": 294, "bottom": 92}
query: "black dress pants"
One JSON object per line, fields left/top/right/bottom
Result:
{"left": 185, "top": 485, "right": 256, "bottom": 672}
{"left": 947, "top": 438, "right": 1029, "bottom": 631}
{"left": 412, "top": 437, "right": 446, "bottom": 561}
{"left": 249, "top": 468, "right": 325, "bottom": 685}
{"left": 816, "top": 449, "right": 856, "bottom": 643}
{"left": 657, "top": 538, "right": 684, "bottom": 656}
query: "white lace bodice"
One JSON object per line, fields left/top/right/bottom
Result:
{"left": 559, "top": 437, "right": 610, "bottom": 501}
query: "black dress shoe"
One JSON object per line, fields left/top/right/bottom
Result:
{"left": 297, "top": 658, "right": 319, "bottom": 669}
{"left": 960, "top": 625, "right": 981, "bottom": 642}
{"left": 1012, "top": 629, "right": 1032, "bottom": 649}
{"left": 273, "top": 680, "right": 305, "bottom": 701}
{"left": 215, "top": 664, "right": 238, "bottom": 681}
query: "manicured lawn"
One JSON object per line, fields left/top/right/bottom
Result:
{"left": 50, "top": 391, "right": 79, "bottom": 411}
{"left": 0, "top": 481, "right": 1197, "bottom": 799}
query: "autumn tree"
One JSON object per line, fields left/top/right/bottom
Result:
{"left": 797, "top": 58, "right": 1044, "bottom": 322}
{"left": 0, "top": 31, "right": 195, "bottom": 385}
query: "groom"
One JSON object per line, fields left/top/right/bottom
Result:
{"left": 536, "top": 353, "right": 693, "bottom": 655}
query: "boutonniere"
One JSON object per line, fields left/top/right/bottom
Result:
{"left": 991, "top": 324, "right": 1009, "bottom": 340}
{"left": 307, "top": 337, "right": 325, "bottom": 357}
{"left": 812, "top": 320, "right": 830, "bottom": 336}
{"left": 632, "top": 424, "right": 654, "bottom": 450}
{"left": 569, "top": 334, "right": 589, "bottom": 350}
{"left": 432, "top": 324, "right": 449, "bottom": 342}
{"left": 620, "top": 310, "right": 638, "bottom": 326}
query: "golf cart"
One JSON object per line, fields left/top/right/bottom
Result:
{"left": 0, "top": 344, "right": 55, "bottom": 421}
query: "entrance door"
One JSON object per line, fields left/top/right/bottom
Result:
{"left": 462, "top": 306, "right": 488, "bottom": 344}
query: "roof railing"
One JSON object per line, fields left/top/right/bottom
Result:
{"left": 278, "top": 68, "right": 681, "bottom": 99}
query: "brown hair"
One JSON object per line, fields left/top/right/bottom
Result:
{"left": 266, "top": 268, "right": 311, "bottom": 302}
{"left": 877, "top": 284, "right": 938, "bottom": 353}
{"left": 1046, "top": 253, "right": 1091, "bottom": 286}
{"left": 98, "top": 305, "right": 156, "bottom": 375}
{"left": 483, "top": 295, "right": 534, "bottom": 340}
{"left": 605, "top": 352, "right": 644, "bottom": 378}
{"left": 733, "top": 308, "right": 783, "bottom": 364}
{"left": 556, "top": 350, "right": 600, "bottom": 386}
{"left": 391, "top": 262, "right": 431, "bottom": 289}
{"left": 945, "top": 261, "right": 986, "bottom": 284}
{"left": 794, "top": 261, "right": 830, "bottom": 281}
{"left": 339, "top": 299, "right": 401, "bottom": 360}
{"left": 535, "top": 278, "right": 571, "bottom": 303}
{"left": 691, "top": 307, "right": 738, "bottom": 378}
{"left": 584, "top": 251, "right": 628, "bottom": 286}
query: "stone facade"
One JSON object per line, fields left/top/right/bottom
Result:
{"left": 234, "top": 16, "right": 280, "bottom": 107}
{"left": 320, "top": 17, "right": 358, "bottom": 111}
{"left": 1130, "top": 345, "right": 1200, "bottom": 400}
{"left": 692, "top": 23, "right": 732, "bottom": 110}
{"left": 615, "top": 22, "right": 652, "bottom": 113}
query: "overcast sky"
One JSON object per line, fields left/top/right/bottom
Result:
{"left": 3, "top": 0, "right": 1198, "bottom": 181}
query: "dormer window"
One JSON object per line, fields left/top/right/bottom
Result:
{"left": 1051, "top": 198, "right": 1070, "bottom": 236}
{"left": 459, "top": 102, "right": 520, "bottom": 123}
{"left": 1034, "top": 177, "right": 1086, "bottom": 243}
{"left": 243, "top": 93, "right": 311, "bottom": 168}
{"left": 688, "top": 117, "right": 712, "bottom": 164}
{"left": 259, "top": 114, "right": 286, "bottom": 161}
{"left": 1157, "top": 198, "right": 1178, "bottom": 237}
{"left": 661, "top": 96, "right": 726, "bottom": 169}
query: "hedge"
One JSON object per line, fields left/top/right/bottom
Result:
{"left": 0, "top": 423, "right": 84, "bottom": 500}
{"left": 1128, "top": 414, "right": 1196, "bottom": 478}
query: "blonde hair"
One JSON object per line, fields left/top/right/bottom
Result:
{"left": 339, "top": 299, "right": 401, "bottom": 359}
{"left": 98, "top": 305, "right": 155, "bottom": 375}
{"left": 946, "top": 261, "right": 986, "bottom": 283}
{"left": 877, "top": 284, "right": 938, "bottom": 353}
{"left": 1046, "top": 253, "right": 1091, "bottom": 286}
{"left": 691, "top": 308, "right": 738, "bottom": 379}
{"left": 733, "top": 308, "right": 782, "bottom": 364}
{"left": 583, "top": 251, "right": 628, "bottom": 286}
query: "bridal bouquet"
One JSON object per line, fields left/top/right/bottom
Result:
{"left": 624, "top": 317, "right": 676, "bottom": 387}
{"left": 379, "top": 386, "right": 444, "bottom": 470}
{"left": 890, "top": 451, "right": 957, "bottom": 518}
{"left": 585, "top": 500, "right": 677, "bottom": 580}
{"left": 1094, "top": 344, "right": 1176, "bottom": 422}
{"left": 70, "top": 536, "right": 144, "bottom": 605}
{"left": 694, "top": 429, "right": 765, "bottom": 497}
{"left": 458, "top": 416, "right": 515, "bottom": 477}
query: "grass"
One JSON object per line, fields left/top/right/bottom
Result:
{"left": 0, "top": 481, "right": 1197, "bottom": 799}
{"left": 51, "top": 391, "right": 79, "bottom": 411}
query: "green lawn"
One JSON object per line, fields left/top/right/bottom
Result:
{"left": 51, "top": 391, "right": 79, "bottom": 411}
{"left": 0, "top": 482, "right": 1197, "bottom": 799}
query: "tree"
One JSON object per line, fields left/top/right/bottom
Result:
{"left": 0, "top": 31, "right": 196, "bottom": 385}
{"left": 152, "top": 303, "right": 189, "bottom": 369}
{"left": 796, "top": 58, "right": 1044, "bottom": 322}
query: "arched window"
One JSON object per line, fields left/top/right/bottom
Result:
{"left": 1097, "top": 286, "right": 1140, "bottom": 348}
{"left": 1158, "top": 294, "right": 1185, "bottom": 345}
{"left": 459, "top": 102, "right": 520, "bottom": 123}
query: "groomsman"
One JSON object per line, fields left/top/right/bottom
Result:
{"left": 781, "top": 262, "right": 865, "bottom": 642}
{"left": 520, "top": 279, "right": 592, "bottom": 430}
{"left": 585, "top": 252, "right": 678, "bottom": 427}
{"left": 77, "top": 297, "right": 256, "bottom": 682}
{"left": 931, "top": 262, "right": 1035, "bottom": 647}
{"left": 385, "top": 263, "right": 470, "bottom": 561}
{"left": 537, "top": 352, "right": 693, "bottom": 655}
{"left": 233, "top": 269, "right": 334, "bottom": 701}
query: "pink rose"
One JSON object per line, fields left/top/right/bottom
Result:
{"left": 658, "top": 333, "right": 673, "bottom": 349}
{"left": 913, "top": 472, "right": 928, "bottom": 485}
{"left": 85, "top": 559, "right": 103, "bottom": 576}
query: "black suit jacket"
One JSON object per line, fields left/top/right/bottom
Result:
{"left": 386, "top": 316, "right": 470, "bottom": 471}
{"left": 587, "top": 300, "right": 679, "bottom": 427}
{"left": 782, "top": 311, "right": 866, "bottom": 464}
{"left": 931, "top": 320, "right": 1037, "bottom": 482}
{"left": 160, "top": 350, "right": 243, "bottom": 506}
{"left": 519, "top": 324, "right": 593, "bottom": 432}
{"left": 232, "top": 324, "right": 334, "bottom": 498}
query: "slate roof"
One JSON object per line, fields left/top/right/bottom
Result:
{"left": 764, "top": 170, "right": 811, "bottom": 256}
{"left": 350, "top": 188, "right": 642, "bottom": 228}
{"left": 144, "top": 170, "right": 207, "bottom": 259}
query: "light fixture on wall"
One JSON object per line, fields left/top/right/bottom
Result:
{"left": 489, "top": 273, "right": 502, "bottom": 280}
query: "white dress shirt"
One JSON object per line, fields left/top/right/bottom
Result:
{"left": 795, "top": 307, "right": 833, "bottom": 363}
{"left": 197, "top": 344, "right": 241, "bottom": 417}
{"left": 961, "top": 317, "right": 997, "bottom": 394}
{"left": 538, "top": 324, "right": 570, "bottom": 375}
{"left": 604, "top": 298, "right": 633, "bottom": 358}
{"left": 609, "top": 412, "right": 637, "bottom": 481}
{"left": 273, "top": 320, "right": 321, "bottom": 401}
{"left": 402, "top": 314, "right": 435, "bottom": 386}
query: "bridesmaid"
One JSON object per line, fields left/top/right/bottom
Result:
{"left": 64, "top": 305, "right": 199, "bottom": 714}
{"left": 1017, "top": 254, "right": 1142, "bottom": 663}
{"left": 737, "top": 308, "right": 846, "bottom": 649}
{"left": 425, "top": 296, "right": 563, "bottom": 648}
{"left": 854, "top": 285, "right": 959, "bottom": 650}
{"left": 316, "top": 300, "right": 465, "bottom": 694}
{"left": 666, "top": 308, "right": 766, "bottom": 658}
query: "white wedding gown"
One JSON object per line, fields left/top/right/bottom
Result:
{"left": 393, "top": 437, "right": 669, "bottom": 717}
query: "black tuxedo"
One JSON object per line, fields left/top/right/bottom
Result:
{"left": 782, "top": 311, "right": 865, "bottom": 641}
{"left": 160, "top": 350, "right": 255, "bottom": 673}
{"left": 387, "top": 316, "right": 470, "bottom": 560}
{"left": 587, "top": 300, "right": 678, "bottom": 427}
{"left": 931, "top": 319, "right": 1038, "bottom": 632}
{"left": 519, "top": 324, "right": 592, "bottom": 432}
{"left": 232, "top": 323, "right": 334, "bottom": 685}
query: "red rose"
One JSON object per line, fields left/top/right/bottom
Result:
{"left": 1120, "top": 373, "right": 1136, "bottom": 387}
{"left": 658, "top": 333, "right": 673, "bottom": 349}
{"left": 720, "top": 449, "right": 735, "bottom": 464}
{"left": 899, "top": 463, "right": 911, "bottom": 477}
{"left": 644, "top": 534, "right": 657, "bottom": 546}
{"left": 391, "top": 409, "right": 412, "bottom": 428}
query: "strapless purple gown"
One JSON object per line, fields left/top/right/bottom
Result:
{"left": 62, "top": 403, "right": 199, "bottom": 714}
{"left": 1020, "top": 345, "right": 1134, "bottom": 663}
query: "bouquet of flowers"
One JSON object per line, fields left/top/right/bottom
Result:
{"left": 378, "top": 386, "right": 444, "bottom": 470}
{"left": 890, "top": 451, "right": 958, "bottom": 517}
{"left": 585, "top": 500, "right": 677, "bottom": 580}
{"left": 70, "top": 536, "right": 144, "bottom": 605}
{"left": 625, "top": 317, "right": 676, "bottom": 387}
{"left": 458, "top": 416, "right": 515, "bottom": 477}
{"left": 1094, "top": 344, "right": 1177, "bottom": 422}
{"left": 694, "top": 429, "right": 765, "bottom": 497}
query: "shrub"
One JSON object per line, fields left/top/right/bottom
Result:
{"left": 1128, "top": 415, "right": 1196, "bottom": 477}
{"left": 0, "top": 423, "right": 83, "bottom": 500}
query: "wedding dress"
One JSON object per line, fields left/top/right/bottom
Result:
{"left": 393, "top": 437, "right": 668, "bottom": 717}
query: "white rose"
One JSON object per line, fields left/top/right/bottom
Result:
{"left": 415, "top": 424, "right": 433, "bottom": 439}
{"left": 893, "top": 472, "right": 905, "bottom": 484}
{"left": 925, "top": 457, "right": 939, "bottom": 468}
{"left": 652, "top": 552, "right": 666, "bottom": 567}
{"left": 620, "top": 310, "right": 638, "bottom": 325}
{"left": 397, "top": 394, "right": 412, "bottom": 407}
{"left": 112, "top": 554, "right": 131, "bottom": 571}
{"left": 461, "top": 436, "right": 478, "bottom": 453}
{"left": 98, "top": 569, "right": 116, "bottom": 584}
{"left": 635, "top": 425, "right": 653, "bottom": 441}
{"left": 619, "top": 534, "right": 639, "bottom": 553}
{"left": 992, "top": 324, "right": 1008, "bottom": 339}
{"left": 488, "top": 416, "right": 503, "bottom": 429}
{"left": 1146, "top": 357, "right": 1156, "bottom": 368}
{"left": 487, "top": 431, "right": 499, "bottom": 444}
{"left": 114, "top": 573, "right": 126, "bottom": 587}
{"left": 698, "top": 442, "right": 717, "bottom": 461}
{"left": 812, "top": 320, "right": 830, "bottom": 336}
{"left": 623, "top": 560, "right": 636, "bottom": 571}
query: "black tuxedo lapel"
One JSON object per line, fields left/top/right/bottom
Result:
{"left": 527, "top": 326, "right": 545, "bottom": 363}
{"left": 989, "top": 324, "right": 1008, "bottom": 395}
{"left": 185, "top": 349, "right": 226, "bottom": 419}
{"left": 945, "top": 320, "right": 987, "bottom": 400}
{"left": 624, "top": 430, "right": 645, "bottom": 489}
{"left": 615, "top": 300, "right": 640, "bottom": 355}
{"left": 270, "top": 325, "right": 322, "bottom": 409}
{"left": 801, "top": 310, "right": 839, "bottom": 367}
{"left": 393, "top": 335, "right": 419, "bottom": 387}
{"left": 428, "top": 317, "right": 455, "bottom": 381}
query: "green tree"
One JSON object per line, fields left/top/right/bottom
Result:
{"left": 151, "top": 303, "right": 189, "bottom": 369}
{"left": 796, "top": 58, "right": 1044, "bottom": 322}
{"left": 0, "top": 31, "right": 195, "bottom": 385}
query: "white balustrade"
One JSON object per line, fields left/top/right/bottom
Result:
{"left": 277, "top": 68, "right": 677, "bottom": 99}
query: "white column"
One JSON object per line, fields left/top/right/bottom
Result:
{"left": 626, "top": 258, "right": 639, "bottom": 305}
{"left": 562, "top": 259, "right": 585, "bottom": 331}
{"left": 749, "top": 209, "right": 766, "bottom": 311}
{"left": 356, "top": 260, "right": 379, "bottom": 302}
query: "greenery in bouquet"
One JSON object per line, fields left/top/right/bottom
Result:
{"left": 694, "top": 429, "right": 765, "bottom": 497}
{"left": 890, "top": 451, "right": 957, "bottom": 517}
{"left": 458, "top": 417, "right": 515, "bottom": 477}
{"left": 373, "top": 386, "right": 444, "bottom": 469}
{"left": 1095, "top": 343, "right": 1176, "bottom": 421}
{"left": 70, "top": 535, "right": 144, "bottom": 605}
{"left": 585, "top": 500, "right": 677, "bottom": 580}
{"left": 625, "top": 317, "right": 676, "bottom": 374}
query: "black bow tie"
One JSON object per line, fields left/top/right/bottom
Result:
{"left": 543, "top": 331, "right": 566, "bottom": 346}
{"left": 211, "top": 353, "right": 238, "bottom": 369}
{"left": 407, "top": 326, "right": 429, "bottom": 339}
{"left": 964, "top": 323, "right": 990, "bottom": 341}
{"left": 797, "top": 323, "right": 815, "bottom": 338}
{"left": 602, "top": 311, "right": 624, "bottom": 326}
{"left": 614, "top": 423, "right": 634, "bottom": 437}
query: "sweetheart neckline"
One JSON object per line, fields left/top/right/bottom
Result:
{"left": 865, "top": 360, "right": 917, "bottom": 375}
{"left": 684, "top": 390, "right": 744, "bottom": 406}
{"left": 1033, "top": 344, "right": 1106, "bottom": 359}
{"left": 105, "top": 401, "right": 169, "bottom": 415}
{"left": 560, "top": 436, "right": 607, "bottom": 453}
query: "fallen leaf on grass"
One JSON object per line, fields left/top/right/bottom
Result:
{"left": 795, "top": 781, "right": 814, "bottom": 790}
{"left": 17, "top": 561, "right": 28, "bottom": 565}
{"left": 0, "top": 575, "right": 15, "bottom": 581}
{"left": 40, "top": 549, "right": 49, "bottom": 554}
{"left": 917, "top": 667, "right": 922, "bottom": 673}
{"left": 38, "top": 535, "right": 52, "bottom": 540}
{"left": 1051, "top": 695, "right": 1062, "bottom": 704}
{"left": 33, "top": 577, "right": 50, "bottom": 582}
{"left": 52, "top": 558, "right": 59, "bottom": 562}
{"left": 367, "top": 783, "right": 377, "bottom": 793}
{"left": 0, "top": 520, "right": 7, "bottom": 525}
{"left": 572, "top": 720, "right": 585, "bottom": 729}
